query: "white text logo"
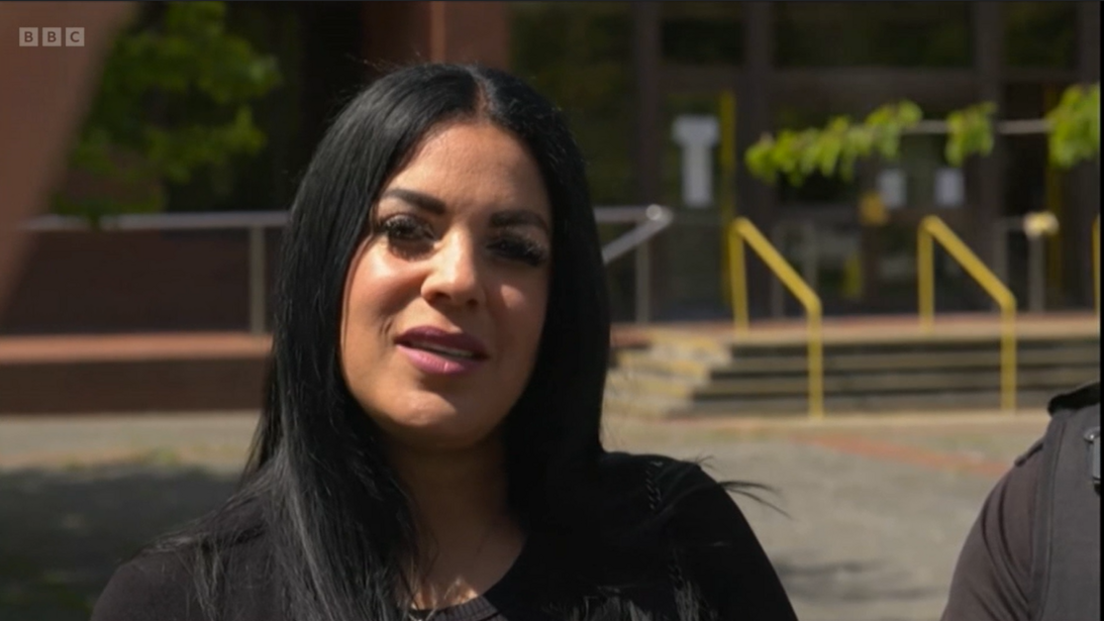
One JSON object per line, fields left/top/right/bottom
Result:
{"left": 19, "top": 27, "right": 85, "bottom": 47}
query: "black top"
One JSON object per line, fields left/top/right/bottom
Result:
{"left": 90, "top": 453, "right": 798, "bottom": 621}
{"left": 940, "top": 439, "right": 1042, "bottom": 621}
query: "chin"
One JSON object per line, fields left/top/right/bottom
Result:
{"left": 372, "top": 398, "right": 504, "bottom": 452}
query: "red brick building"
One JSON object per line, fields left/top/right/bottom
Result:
{"left": 4, "top": 2, "right": 1100, "bottom": 335}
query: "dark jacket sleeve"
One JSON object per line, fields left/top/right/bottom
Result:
{"left": 90, "top": 552, "right": 206, "bottom": 621}
{"left": 939, "top": 445, "right": 1040, "bottom": 621}
{"left": 662, "top": 463, "right": 800, "bottom": 621}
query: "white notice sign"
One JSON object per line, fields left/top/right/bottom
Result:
{"left": 935, "top": 167, "right": 965, "bottom": 209}
{"left": 876, "top": 168, "right": 907, "bottom": 210}
{"left": 672, "top": 115, "right": 720, "bottom": 209}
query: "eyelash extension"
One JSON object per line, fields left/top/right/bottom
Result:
{"left": 375, "top": 215, "right": 549, "bottom": 267}
{"left": 376, "top": 215, "right": 431, "bottom": 242}
{"left": 490, "top": 236, "right": 549, "bottom": 267}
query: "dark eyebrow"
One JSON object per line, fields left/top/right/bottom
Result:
{"left": 379, "top": 188, "right": 446, "bottom": 215}
{"left": 490, "top": 210, "right": 550, "bottom": 235}
{"left": 382, "top": 187, "right": 550, "bottom": 234}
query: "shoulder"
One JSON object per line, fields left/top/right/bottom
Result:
{"left": 596, "top": 451, "right": 715, "bottom": 495}
{"left": 1047, "top": 381, "right": 1100, "bottom": 416}
{"left": 987, "top": 439, "right": 1043, "bottom": 541}
{"left": 91, "top": 531, "right": 275, "bottom": 621}
{"left": 595, "top": 452, "right": 798, "bottom": 620}
{"left": 91, "top": 551, "right": 204, "bottom": 621}
{"left": 942, "top": 425, "right": 1049, "bottom": 621}
{"left": 594, "top": 451, "right": 752, "bottom": 535}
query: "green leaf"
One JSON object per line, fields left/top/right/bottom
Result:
{"left": 57, "top": 1, "right": 281, "bottom": 222}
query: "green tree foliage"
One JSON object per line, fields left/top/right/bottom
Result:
{"left": 55, "top": 2, "right": 280, "bottom": 221}
{"left": 1046, "top": 83, "right": 1101, "bottom": 168}
{"left": 745, "top": 101, "right": 922, "bottom": 186}
{"left": 942, "top": 102, "right": 997, "bottom": 166}
{"left": 746, "top": 83, "right": 1101, "bottom": 187}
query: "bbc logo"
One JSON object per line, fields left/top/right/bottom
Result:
{"left": 19, "top": 27, "right": 85, "bottom": 47}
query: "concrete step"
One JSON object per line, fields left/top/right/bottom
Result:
{"left": 615, "top": 346, "right": 1101, "bottom": 380}
{"left": 638, "top": 328, "right": 1098, "bottom": 364}
{"left": 604, "top": 388, "right": 1064, "bottom": 419}
{"left": 725, "top": 336, "right": 1101, "bottom": 359}
{"left": 606, "top": 366, "right": 1098, "bottom": 400}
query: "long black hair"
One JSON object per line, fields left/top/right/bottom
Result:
{"left": 151, "top": 64, "right": 614, "bottom": 621}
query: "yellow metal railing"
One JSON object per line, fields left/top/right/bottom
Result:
{"left": 728, "top": 218, "right": 824, "bottom": 419}
{"left": 1093, "top": 215, "right": 1100, "bottom": 315}
{"left": 917, "top": 216, "right": 1017, "bottom": 413}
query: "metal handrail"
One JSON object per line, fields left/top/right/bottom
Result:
{"left": 24, "top": 211, "right": 289, "bottom": 334}
{"left": 596, "top": 204, "right": 674, "bottom": 324}
{"left": 23, "top": 205, "right": 676, "bottom": 329}
{"left": 22, "top": 211, "right": 290, "bottom": 231}
{"left": 598, "top": 205, "right": 673, "bottom": 262}
{"left": 917, "top": 216, "right": 1017, "bottom": 413}
{"left": 728, "top": 217, "right": 824, "bottom": 419}
{"left": 904, "top": 118, "right": 1052, "bottom": 136}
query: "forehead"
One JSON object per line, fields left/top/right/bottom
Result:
{"left": 383, "top": 122, "right": 551, "bottom": 217}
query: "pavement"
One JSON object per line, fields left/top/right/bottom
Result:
{"left": 0, "top": 410, "right": 1050, "bottom": 621}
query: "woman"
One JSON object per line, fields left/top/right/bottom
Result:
{"left": 91, "top": 64, "right": 798, "bottom": 621}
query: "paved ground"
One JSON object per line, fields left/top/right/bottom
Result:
{"left": 0, "top": 411, "right": 1049, "bottom": 621}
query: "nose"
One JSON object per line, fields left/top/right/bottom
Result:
{"left": 420, "top": 233, "right": 486, "bottom": 308}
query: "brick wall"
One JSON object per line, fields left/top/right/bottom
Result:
{"left": 0, "top": 230, "right": 283, "bottom": 335}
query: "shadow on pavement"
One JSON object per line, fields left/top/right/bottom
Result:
{"left": 0, "top": 464, "right": 237, "bottom": 621}
{"left": 2, "top": 462, "right": 945, "bottom": 621}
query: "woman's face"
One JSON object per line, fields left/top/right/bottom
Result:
{"left": 340, "top": 121, "right": 552, "bottom": 452}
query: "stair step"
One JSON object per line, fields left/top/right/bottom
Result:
{"left": 638, "top": 330, "right": 1098, "bottom": 362}
{"left": 607, "top": 366, "right": 1098, "bottom": 400}
{"left": 616, "top": 346, "right": 1100, "bottom": 379}
{"left": 607, "top": 317, "right": 1098, "bottom": 418}
{"left": 604, "top": 389, "right": 1062, "bottom": 418}
{"left": 726, "top": 337, "right": 1100, "bottom": 359}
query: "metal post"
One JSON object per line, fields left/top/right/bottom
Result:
{"left": 1028, "top": 235, "right": 1046, "bottom": 313}
{"left": 769, "top": 220, "right": 819, "bottom": 319}
{"left": 993, "top": 222, "right": 1009, "bottom": 285}
{"left": 918, "top": 223, "right": 934, "bottom": 330}
{"left": 634, "top": 241, "right": 651, "bottom": 324}
{"left": 769, "top": 223, "right": 786, "bottom": 318}
{"left": 248, "top": 226, "right": 266, "bottom": 334}
{"left": 802, "top": 220, "right": 819, "bottom": 293}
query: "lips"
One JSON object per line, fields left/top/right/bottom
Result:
{"left": 396, "top": 326, "right": 488, "bottom": 358}
{"left": 395, "top": 326, "right": 489, "bottom": 375}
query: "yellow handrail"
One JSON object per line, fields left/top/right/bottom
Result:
{"left": 1093, "top": 215, "right": 1099, "bottom": 315}
{"left": 917, "top": 216, "right": 1017, "bottom": 413}
{"left": 728, "top": 218, "right": 824, "bottom": 419}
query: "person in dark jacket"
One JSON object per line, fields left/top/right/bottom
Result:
{"left": 941, "top": 381, "right": 1100, "bottom": 621}
{"left": 89, "top": 64, "right": 798, "bottom": 621}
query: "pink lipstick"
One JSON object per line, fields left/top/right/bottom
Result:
{"left": 395, "top": 326, "right": 488, "bottom": 376}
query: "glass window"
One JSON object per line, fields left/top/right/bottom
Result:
{"left": 661, "top": 2, "right": 743, "bottom": 65}
{"left": 509, "top": 2, "right": 635, "bottom": 206}
{"left": 1004, "top": 2, "right": 1077, "bottom": 69}
{"left": 510, "top": 2, "right": 636, "bottom": 319}
{"left": 775, "top": 2, "right": 972, "bottom": 68}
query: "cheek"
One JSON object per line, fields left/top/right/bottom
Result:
{"left": 498, "top": 278, "right": 549, "bottom": 355}
{"left": 341, "top": 250, "right": 414, "bottom": 355}
{"left": 347, "top": 250, "right": 412, "bottom": 311}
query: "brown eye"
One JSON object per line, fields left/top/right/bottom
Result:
{"left": 489, "top": 236, "right": 549, "bottom": 267}
{"left": 379, "top": 215, "right": 431, "bottom": 241}
{"left": 377, "top": 215, "right": 435, "bottom": 258}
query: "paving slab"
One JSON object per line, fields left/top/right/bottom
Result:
{"left": 0, "top": 411, "right": 1048, "bottom": 621}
